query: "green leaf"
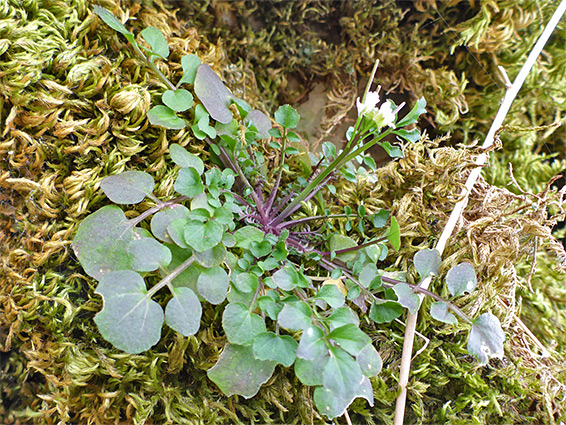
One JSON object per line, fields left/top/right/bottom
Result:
{"left": 233, "top": 272, "right": 259, "bottom": 293}
{"left": 327, "top": 307, "right": 359, "bottom": 331}
{"left": 178, "top": 54, "right": 201, "bottom": 85}
{"left": 148, "top": 105, "right": 187, "bottom": 130}
{"left": 294, "top": 353, "right": 329, "bottom": 386}
{"left": 371, "top": 209, "right": 389, "bottom": 228}
{"left": 222, "top": 302, "right": 266, "bottom": 345}
{"left": 233, "top": 226, "right": 264, "bottom": 249}
{"left": 207, "top": 343, "right": 276, "bottom": 398}
{"left": 94, "top": 270, "right": 163, "bottom": 354}
{"left": 165, "top": 287, "right": 201, "bottom": 336}
{"left": 413, "top": 248, "right": 441, "bottom": 279}
{"left": 329, "top": 234, "right": 358, "bottom": 262}
{"left": 184, "top": 220, "right": 223, "bottom": 252}
{"left": 359, "top": 264, "right": 379, "bottom": 288}
{"left": 392, "top": 282, "right": 420, "bottom": 314}
{"left": 100, "top": 171, "right": 154, "bottom": 204}
{"left": 323, "top": 346, "right": 364, "bottom": 403}
{"left": 193, "top": 244, "right": 226, "bottom": 268}
{"left": 356, "top": 344, "right": 382, "bottom": 377}
{"left": 169, "top": 144, "right": 205, "bottom": 174}
{"left": 252, "top": 332, "right": 298, "bottom": 367}
{"left": 195, "top": 115, "right": 217, "bottom": 139}
{"left": 167, "top": 219, "right": 190, "bottom": 249}
{"left": 127, "top": 238, "right": 172, "bottom": 272}
{"left": 393, "top": 128, "right": 421, "bottom": 143}
{"left": 277, "top": 301, "right": 312, "bottom": 331}
{"left": 174, "top": 167, "right": 204, "bottom": 198}
{"left": 296, "top": 326, "right": 327, "bottom": 360}
{"left": 197, "top": 266, "right": 229, "bottom": 305}
{"left": 397, "top": 97, "right": 427, "bottom": 128}
{"left": 387, "top": 216, "right": 401, "bottom": 250}
{"left": 271, "top": 266, "right": 299, "bottom": 291}
{"left": 467, "top": 313, "right": 505, "bottom": 365}
{"left": 369, "top": 300, "right": 403, "bottom": 323}
{"left": 316, "top": 284, "right": 345, "bottom": 309}
{"left": 378, "top": 141, "right": 403, "bottom": 158}
{"left": 212, "top": 206, "right": 233, "bottom": 225}
{"left": 194, "top": 64, "right": 233, "bottom": 124}
{"left": 162, "top": 89, "right": 193, "bottom": 112}
{"left": 93, "top": 6, "right": 133, "bottom": 37}
{"left": 430, "top": 301, "right": 458, "bottom": 325}
{"left": 314, "top": 374, "right": 374, "bottom": 419}
{"left": 274, "top": 104, "right": 300, "bottom": 129}
{"left": 250, "top": 240, "right": 272, "bottom": 258}
{"left": 446, "top": 262, "right": 477, "bottom": 297}
{"left": 140, "top": 26, "right": 169, "bottom": 59}
{"left": 72, "top": 205, "right": 134, "bottom": 279}
{"left": 327, "top": 324, "right": 371, "bottom": 356}
{"left": 150, "top": 205, "right": 190, "bottom": 243}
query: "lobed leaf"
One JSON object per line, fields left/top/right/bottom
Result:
{"left": 274, "top": 104, "right": 300, "bottom": 129}
{"left": 327, "top": 324, "right": 371, "bottom": 356}
{"left": 165, "top": 287, "right": 202, "bottom": 336}
{"left": 296, "top": 326, "right": 327, "bottom": 360}
{"left": 178, "top": 54, "right": 201, "bottom": 85}
{"left": 184, "top": 219, "right": 223, "bottom": 252}
{"left": 271, "top": 266, "right": 299, "bottom": 291}
{"left": 127, "top": 238, "right": 172, "bottom": 272}
{"left": 148, "top": 105, "right": 187, "bottom": 129}
{"left": 277, "top": 301, "right": 312, "bottom": 331}
{"left": 174, "top": 167, "right": 204, "bottom": 198}
{"left": 356, "top": 344, "right": 382, "bottom": 377}
{"left": 197, "top": 266, "right": 229, "bottom": 305}
{"left": 222, "top": 302, "right": 266, "bottom": 345}
{"left": 294, "top": 353, "right": 329, "bottom": 386}
{"left": 252, "top": 332, "right": 298, "bottom": 367}
{"left": 392, "top": 282, "right": 421, "bottom": 314}
{"left": 140, "top": 26, "right": 169, "bottom": 59}
{"left": 162, "top": 89, "right": 193, "bottom": 112}
{"left": 467, "top": 313, "right": 505, "bottom": 365}
{"left": 430, "top": 301, "right": 458, "bottom": 325}
{"left": 72, "top": 205, "right": 134, "bottom": 279}
{"left": 322, "top": 346, "right": 364, "bottom": 405}
{"left": 94, "top": 270, "right": 163, "bottom": 354}
{"left": 327, "top": 307, "right": 359, "bottom": 331}
{"left": 316, "top": 284, "right": 345, "bottom": 309}
{"left": 207, "top": 343, "right": 276, "bottom": 398}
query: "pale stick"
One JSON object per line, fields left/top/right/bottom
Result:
{"left": 393, "top": 1, "right": 566, "bottom": 424}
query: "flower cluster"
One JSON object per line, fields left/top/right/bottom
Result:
{"left": 356, "top": 90, "right": 396, "bottom": 129}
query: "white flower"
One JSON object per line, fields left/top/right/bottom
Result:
{"left": 356, "top": 91, "right": 380, "bottom": 117}
{"left": 373, "top": 100, "right": 396, "bottom": 128}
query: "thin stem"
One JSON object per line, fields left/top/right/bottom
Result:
{"left": 131, "top": 42, "right": 176, "bottom": 91}
{"left": 280, "top": 214, "right": 348, "bottom": 229}
{"left": 147, "top": 255, "right": 195, "bottom": 298}
{"left": 393, "top": 2, "right": 566, "bottom": 423}
{"left": 319, "top": 236, "right": 388, "bottom": 257}
{"left": 130, "top": 195, "right": 190, "bottom": 227}
{"left": 265, "top": 129, "right": 287, "bottom": 213}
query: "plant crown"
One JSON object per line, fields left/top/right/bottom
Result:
{"left": 73, "top": 7, "right": 506, "bottom": 419}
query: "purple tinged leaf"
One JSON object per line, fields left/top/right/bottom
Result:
{"left": 100, "top": 171, "right": 154, "bottom": 204}
{"left": 72, "top": 205, "right": 134, "bottom": 279}
{"left": 246, "top": 109, "right": 272, "bottom": 139}
{"left": 194, "top": 64, "right": 234, "bottom": 124}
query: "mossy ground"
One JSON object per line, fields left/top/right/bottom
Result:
{"left": 1, "top": 0, "right": 565, "bottom": 424}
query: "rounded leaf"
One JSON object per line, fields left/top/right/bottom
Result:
{"left": 162, "top": 89, "right": 193, "bottom": 112}
{"left": 165, "top": 287, "right": 202, "bottom": 336}
{"left": 446, "top": 262, "right": 477, "bottom": 297}
{"left": 413, "top": 248, "right": 441, "bottom": 279}
{"left": 100, "top": 171, "right": 154, "bottom": 204}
